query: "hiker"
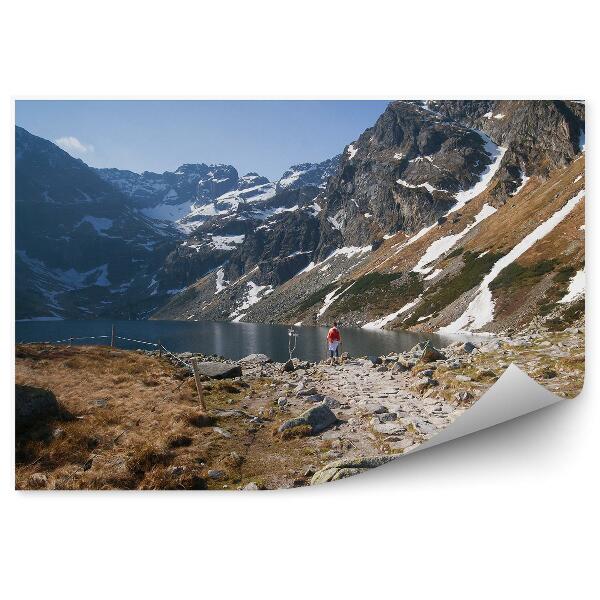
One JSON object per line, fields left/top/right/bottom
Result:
{"left": 326, "top": 322, "right": 341, "bottom": 365}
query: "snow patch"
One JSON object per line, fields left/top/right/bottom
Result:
{"left": 412, "top": 203, "right": 497, "bottom": 273}
{"left": 448, "top": 131, "right": 506, "bottom": 214}
{"left": 230, "top": 281, "right": 274, "bottom": 322}
{"left": 347, "top": 144, "right": 358, "bottom": 160}
{"left": 440, "top": 188, "right": 585, "bottom": 333}
{"left": 209, "top": 234, "right": 245, "bottom": 250}
{"left": 215, "top": 268, "right": 228, "bottom": 294}
{"left": 558, "top": 269, "right": 585, "bottom": 303}
{"left": 362, "top": 298, "right": 420, "bottom": 330}
{"left": 76, "top": 216, "right": 114, "bottom": 235}
{"left": 512, "top": 170, "right": 530, "bottom": 196}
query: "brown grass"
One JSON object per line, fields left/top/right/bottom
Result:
{"left": 15, "top": 344, "right": 332, "bottom": 490}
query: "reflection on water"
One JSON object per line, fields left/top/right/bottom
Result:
{"left": 15, "top": 319, "right": 471, "bottom": 363}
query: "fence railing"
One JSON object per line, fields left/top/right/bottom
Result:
{"left": 17, "top": 324, "right": 194, "bottom": 370}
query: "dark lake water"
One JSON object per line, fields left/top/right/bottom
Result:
{"left": 15, "top": 320, "right": 470, "bottom": 363}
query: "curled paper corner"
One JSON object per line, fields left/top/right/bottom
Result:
{"left": 408, "top": 363, "right": 563, "bottom": 455}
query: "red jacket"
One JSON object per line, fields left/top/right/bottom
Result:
{"left": 327, "top": 327, "right": 341, "bottom": 343}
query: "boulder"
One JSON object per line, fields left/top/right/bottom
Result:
{"left": 297, "top": 387, "right": 319, "bottom": 397}
{"left": 278, "top": 403, "right": 337, "bottom": 435}
{"left": 461, "top": 342, "right": 477, "bottom": 354}
{"left": 15, "top": 385, "right": 60, "bottom": 430}
{"left": 239, "top": 353, "right": 272, "bottom": 364}
{"left": 421, "top": 345, "right": 446, "bottom": 362}
{"left": 282, "top": 359, "right": 295, "bottom": 373}
{"left": 304, "top": 393, "right": 325, "bottom": 403}
{"left": 415, "top": 377, "right": 438, "bottom": 392}
{"left": 392, "top": 361, "right": 410, "bottom": 372}
{"left": 311, "top": 455, "right": 396, "bottom": 485}
{"left": 368, "top": 356, "right": 382, "bottom": 366}
{"left": 195, "top": 361, "right": 242, "bottom": 379}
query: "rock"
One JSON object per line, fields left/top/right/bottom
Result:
{"left": 372, "top": 422, "right": 406, "bottom": 435}
{"left": 15, "top": 385, "right": 60, "bottom": 430}
{"left": 371, "top": 404, "right": 388, "bottom": 414}
{"left": 477, "top": 369, "right": 497, "bottom": 378}
{"left": 239, "top": 353, "right": 271, "bottom": 364}
{"left": 421, "top": 345, "right": 446, "bottom": 362}
{"left": 376, "top": 365, "right": 388, "bottom": 372}
{"left": 455, "top": 374, "right": 472, "bottom": 382}
{"left": 92, "top": 398, "right": 108, "bottom": 407}
{"left": 419, "top": 369, "right": 434, "bottom": 377}
{"left": 311, "top": 455, "right": 396, "bottom": 485}
{"left": 304, "top": 394, "right": 325, "bottom": 403}
{"left": 228, "top": 451, "right": 244, "bottom": 467}
{"left": 454, "top": 391, "right": 474, "bottom": 403}
{"left": 297, "top": 387, "right": 319, "bottom": 397}
{"left": 368, "top": 356, "right": 382, "bottom": 365}
{"left": 461, "top": 342, "right": 477, "bottom": 354}
{"left": 303, "top": 466, "right": 316, "bottom": 477}
{"left": 323, "top": 396, "right": 341, "bottom": 409}
{"left": 277, "top": 397, "right": 288, "bottom": 408}
{"left": 378, "top": 412, "right": 397, "bottom": 423}
{"left": 243, "top": 482, "right": 260, "bottom": 490}
{"left": 212, "top": 427, "right": 232, "bottom": 438}
{"left": 278, "top": 403, "right": 337, "bottom": 435}
{"left": 195, "top": 362, "right": 242, "bottom": 379}
{"left": 282, "top": 359, "right": 295, "bottom": 373}
{"left": 28, "top": 473, "right": 48, "bottom": 489}
{"left": 207, "top": 469, "right": 225, "bottom": 480}
{"left": 392, "top": 361, "right": 409, "bottom": 372}
{"left": 415, "top": 377, "right": 437, "bottom": 392}
{"left": 171, "top": 466, "right": 185, "bottom": 476}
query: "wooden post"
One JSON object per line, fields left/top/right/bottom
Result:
{"left": 158, "top": 340, "right": 162, "bottom": 358}
{"left": 68, "top": 337, "right": 73, "bottom": 347}
{"left": 191, "top": 359, "right": 207, "bottom": 411}
{"left": 111, "top": 324, "right": 115, "bottom": 348}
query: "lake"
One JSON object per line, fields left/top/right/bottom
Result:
{"left": 15, "top": 319, "right": 470, "bottom": 363}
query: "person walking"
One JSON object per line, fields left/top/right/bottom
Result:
{"left": 326, "top": 322, "right": 341, "bottom": 365}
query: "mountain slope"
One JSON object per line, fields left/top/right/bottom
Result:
{"left": 15, "top": 127, "right": 179, "bottom": 320}
{"left": 156, "top": 100, "right": 585, "bottom": 335}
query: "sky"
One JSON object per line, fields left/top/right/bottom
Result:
{"left": 15, "top": 100, "right": 390, "bottom": 180}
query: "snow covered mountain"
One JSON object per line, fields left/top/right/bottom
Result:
{"left": 97, "top": 157, "right": 339, "bottom": 235}
{"left": 16, "top": 101, "right": 584, "bottom": 334}
{"left": 155, "top": 101, "right": 585, "bottom": 336}
{"left": 15, "top": 126, "right": 180, "bottom": 320}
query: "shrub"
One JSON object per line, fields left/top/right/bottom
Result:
{"left": 490, "top": 259, "right": 557, "bottom": 290}
{"left": 404, "top": 251, "right": 504, "bottom": 325}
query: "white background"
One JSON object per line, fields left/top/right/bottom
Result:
{"left": 1, "top": 1, "right": 597, "bottom": 598}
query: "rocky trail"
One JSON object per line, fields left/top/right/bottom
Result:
{"left": 15, "top": 323, "right": 583, "bottom": 489}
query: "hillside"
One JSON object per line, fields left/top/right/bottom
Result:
{"left": 155, "top": 101, "right": 585, "bottom": 336}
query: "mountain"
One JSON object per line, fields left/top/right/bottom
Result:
{"left": 16, "top": 101, "right": 585, "bottom": 335}
{"left": 15, "top": 126, "right": 180, "bottom": 320}
{"left": 155, "top": 100, "right": 585, "bottom": 336}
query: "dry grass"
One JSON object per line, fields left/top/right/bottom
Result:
{"left": 15, "top": 345, "right": 331, "bottom": 490}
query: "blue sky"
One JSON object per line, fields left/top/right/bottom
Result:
{"left": 15, "top": 100, "right": 389, "bottom": 180}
